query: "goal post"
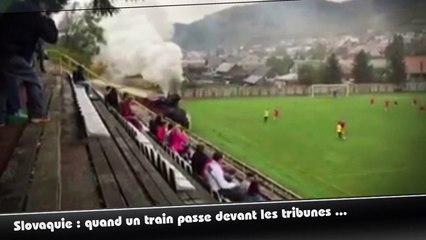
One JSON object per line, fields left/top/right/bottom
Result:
{"left": 311, "top": 84, "right": 350, "bottom": 97}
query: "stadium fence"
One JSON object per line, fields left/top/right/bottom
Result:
{"left": 182, "top": 82, "right": 426, "bottom": 99}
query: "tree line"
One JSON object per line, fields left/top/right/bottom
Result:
{"left": 267, "top": 34, "right": 409, "bottom": 86}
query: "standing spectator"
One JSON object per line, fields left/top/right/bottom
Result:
{"left": 204, "top": 151, "right": 245, "bottom": 202}
{"left": 0, "top": 0, "right": 58, "bottom": 127}
{"left": 105, "top": 86, "right": 120, "bottom": 111}
{"left": 120, "top": 93, "right": 142, "bottom": 130}
{"left": 72, "top": 65, "right": 91, "bottom": 96}
{"left": 191, "top": 144, "right": 209, "bottom": 177}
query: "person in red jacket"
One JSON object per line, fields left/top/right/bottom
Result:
{"left": 120, "top": 93, "right": 142, "bottom": 130}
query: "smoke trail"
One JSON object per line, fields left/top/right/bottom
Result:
{"left": 96, "top": 1, "right": 184, "bottom": 95}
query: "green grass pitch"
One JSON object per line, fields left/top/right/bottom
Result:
{"left": 182, "top": 93, "right": 426, "bottom": 199}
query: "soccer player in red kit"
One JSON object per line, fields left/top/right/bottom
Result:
{"left": 385, "top": 100, "right": 390, "bottom": 111}
{"left": 413, "top": 97, "right": 418, "bottom": 106}
{"left": 274, "top": 107, "right": 280, "bottom": 120}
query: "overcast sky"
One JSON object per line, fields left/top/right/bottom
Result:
{"left": 154, "top": 0, "right": 350, "bottom": 24}
{"left": 62, "top": 0, "right": 351, "bottom": 24}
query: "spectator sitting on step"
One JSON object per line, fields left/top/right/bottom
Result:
{"left": 0, "top": 0, "right": 58, "bottom": 127}
{"left": 204, "top": 151, "right": 245, "bottom": 202}
{"left": 72, "top": 65, "right": 91, "bottom": 96}
{"left": 169, "top": 125, "right": 188, "bottom": 155}
{"left": 178, "top": 128, "right": 189, "bottom": 158}
{"left": 191, "top": 144, "right": 209, "bottom": 177}
{"left": 156, "top": 120, "right": 167, "bottom": 143}
{"left": 120, "top": 93, "right": 142, "bottom": 131}
{"left": 240, "top": 173, "right": 252, "bottom": 194}
{"left": 149, "top": 115, "right": 163, "bottom": 136}
{"left": 242, "top": 173, "right": 266, "bottom": 202}
{"left": 163, "top": 122, "right": 173, "bottom": 146}
{"left": 105, "top": 86, "right": 119, "bottom": 111}
{"left": 166, "top": 123, "right": 176, "bottom": 148}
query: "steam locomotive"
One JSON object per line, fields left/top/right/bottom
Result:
{"left": 135, "top": 93, "right": 191, "bottom": 129}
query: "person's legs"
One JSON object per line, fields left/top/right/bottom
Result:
{"left": 0, "top": 67, "right": 21, "bottom": 126}
{"left": 38, "top": 54, "right": 46, "bottom": 73}
{"left": 84, "top": 82, "right": 92, "bottom": 96}
{"left": 5, "top": 78, "right": 28, "bottom": 124}
{"left": 6, "top": 78, "right": 21, "bottom": 115}
{"left": 5, "top": 56, "right": 47, "bottom": 122}
{"left": 0, "top": 76, "right": 7, "bottom": 126}
{"left": 77, "top": 82, "right": 91, "bottom": 96}
{"left": 219, "top": 188, "right": 245, "bottom": 202}
{"left": 247, "top": 194, "right": 266, "bottom": 202}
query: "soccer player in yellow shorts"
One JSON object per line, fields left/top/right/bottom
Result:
{"left": 264, "top": 109, "right": 269, "bottom": 123}
{"left": 337, "top": 122, "right": 345, "bottom": 140}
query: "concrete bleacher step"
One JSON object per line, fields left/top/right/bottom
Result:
{"left": 105, "top": 107, "right": 216, "bottom": 204}
{"left": 60, "top": 76, "right": 102, "bottom": 211}
{"left": 94, "top": 106, "right": 183, "bottom": 205}
{"left": 0, "top": 68, "right": 219, "bottom": 214}
{"left": 124, "top": 120, "right": 196, "bottom": 192}
{"left": 92, "top": 89, "right": 215, "bottom": 204}
{"left": 72, "top": 83, "right": 110, "bottom": 138}
{"left": 75, "top": 77, "right": 210, "bottom": 206}
{"left": 68, "top": 76, "right": 167, "bottom": 207}
{"left": 107, "top": 100, "right": 232, "bottom": 203}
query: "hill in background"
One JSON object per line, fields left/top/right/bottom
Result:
{"left": 173, "top": 0, "right": 426, "bottom": 50}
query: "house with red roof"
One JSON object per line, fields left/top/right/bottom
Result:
{"left": 405, "top": 56, "right": 426, "bottom": 81}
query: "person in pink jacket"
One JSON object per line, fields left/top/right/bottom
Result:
{"left": 156, "top": 121, "right": 167, "bottom": 143}
{"left": 178, "top": 129, "right": 189, "bottom": 157}
{"left": 169, "top": 125, "right": 188, "bottom": 154}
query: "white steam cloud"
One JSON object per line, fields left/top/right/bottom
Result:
{"left": 96, "top": 1, "right": 184, "bottom": 95}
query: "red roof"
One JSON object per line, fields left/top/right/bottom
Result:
{"left": 405, "top": 56, "right": 426, "bottom": 74}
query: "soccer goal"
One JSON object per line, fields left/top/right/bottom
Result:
{"left": 311, "top": 84, "right": 350, "bottom": 97}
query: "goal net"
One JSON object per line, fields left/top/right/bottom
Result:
{"left": 311, "top": 84, "right": 350, "bottom": 97}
